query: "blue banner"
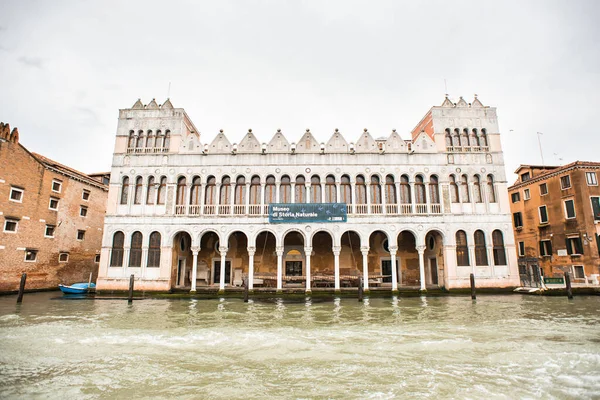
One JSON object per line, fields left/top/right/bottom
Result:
{"left": 269, "top": 203, "right": 347, "bottom": 224}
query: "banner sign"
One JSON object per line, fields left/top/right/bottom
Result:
{"left": 269, "top": 203, "right": 347, "bottom": 224}
{"left": 544, "top": 277, "right": 565, "bottom": 284}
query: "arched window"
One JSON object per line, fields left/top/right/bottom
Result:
{"left": 163, "top": 130, "right": 171, "bottom": 149}
{"left": 453, "top": 129, "right": 460, "bottom": 147}
{"left": 280, "top": 175, "right": 291, "bottom": 203}
{"left": 134, "top": 176, "right": 143, "bottom": 204}
{"left": 445, "top": 128, "right": 452, "bottom": 147}
{"left": 176, "top": 177, "right": 187, "bottom": 205}
{"left": 311, "top": 175, "right": 321, "bottom": 203}
{"left": 480, "top": 128, "right": 488, "bottom": 146}
{"left": 265, "top": 175, "right": 276, "bottom": 204}
{"left": 129, "top": 231, "right": 143, "bottom": 268}
{"left": 110, "top": 231, "right": 124, "bottom": 267}
{"left": 220, "top": 176, "right": 231, "bottom": 205}
{"left": 341, "top": 175, "right": 351, "bottom": 204}
{"left": 147, "top": 231, "right": 161, "bottom": 268}
{"left": 473, "top": 175, "right": 483, "bottom": 203}
{"left": 128, "top": 130, "right": 135, "bottom": 148}
{"left": 460, "top": 129, "right": 469, "bottom": 147}
{"left": 474, "top": 230, "right": 488, "bottom": 265}
{"left": 492, "top": 230, "right": 507, "bottom": 266}
{"left": 190, "top": 176, "right": 201, "bottom": 205}
{"left": 471, "top": 129, "right": 479, "bottom": 147}
{"left": 326, "top": 175, "right": 337, "bottom": 203}
{"left": 120, "top": 176, "right": 129, "bottom": 205}
{"left": 146, "top": 176, "right": 156, "bottom": 205}
{"left": 487, "top": 174, "right": 496, "bottom": 203}
{"left": 456, "top": 230, "right": 470, "bottom": 266}
{"left": 429, "top": 175, "right": 440, "bottom": 204}
{"left": 136, "top": 130, "right": 144, "bottom": 149}
{"left": 415, "top": 175, "right": 426, "bottom": 204}
{"left": 385, "top": 175, "right": 396, "bottom": 204}
{"left": 450, "top": 175, "right": 459, "bottom": 203}
{"left": 461, "top": 174, "right": 470, "bottom": 203}
{"left": 157, "top": 176, "right": 167, "bottom": 205}
{"left": 355, "top": 175, "right": 367, "bottom": 204}
{"left": 146, "top": 130, "right": 153, "bottom": 148}
{"left": 400, "top": 175, "right": 411, "bottom": 204}
{"left": 370, "top": 175, "right": 382, "bottom": 204}
{"left": 295, "top": 175, "right": 306, "bottom": 203}
{"left": 155, "top": 130, "right": 163, "bottom": 148}
{"left": 205, "top": 176, "right": 216, "bottom": 206}
{"left": 250, "top": 175, "right": 261, "bottom": 204}
{"left": 234, "top": 176, "right": 246, "bottom": 206}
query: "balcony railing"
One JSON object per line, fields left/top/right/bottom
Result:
{"left": 446, "top": 146, "right": 489, "bottom": 153}
{"left": 172, "top": 202, "right": 444, "bottom": 217}
{"left": 127, "top": 147, "right": 169, "bottom": 154}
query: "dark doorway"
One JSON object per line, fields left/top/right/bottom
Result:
{"left": 381, "top": 260, "right": 392, "bottom": 283}
{"left": 214, "top": 260, "right": 231, "bottom": 285}
{"left": 286, "top": 261, "right": 302, "bottom": 276}
{"left": 430, "top": 258, "right": 439, "bottom": 285}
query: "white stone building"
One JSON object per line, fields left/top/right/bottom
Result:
{"left": 97, "top": 96, "right": 520, "bottom": 293}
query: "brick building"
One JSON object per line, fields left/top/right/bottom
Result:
{"left": 0, "top": 122, "right": 109, "bottom": 292}
{"left": 508, "top": 162, "right": 600, "bottom": 285}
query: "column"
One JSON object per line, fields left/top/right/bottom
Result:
{"left": 443, "top": 245, "right": 456, "bottom": 289}
{"left": 381, "top": 183, "right": 387, "bottom": 214}
{"left": 199, "top": 184, "right": 205, "bottom": 215}
{"left": 276, "top": 247, "right": 284, "bottom": 291}
{"left": 366, "top": 184, "right": 372, "bottom": 214}
{"left": 275, "top": 182, "right": 280, "bottom": 203}
{"left": 481, "top": 181, "right": 490, "bottom": 213}
{"left": 321, "top": 183, "right": 326, "bottom": 203}
{"left": 260, "top": 183, "right": 266, "bottom": 214}
{"left": 245, "top": 183, "right": 251, "bottom": 214}
{"left": 469, "top": 244, "right": 476, "bottom": 275}
{"left": 350, "top": 181, "right": 356, "bottom": 213}
{"left": 190, "top": 248, "right": 199, "bottom": 292}
{"left": 409, "top": 182, "right": 416, "bottom": 213}
{"left": 395, "top": 182, "right": 401, "bottom": 209}
{"left": 425, "top": 182, "right": 430, "bottom": 213}
{"left": 390, "top": 246, "right": 398, "bottom": 291}
{"left": 215, "top": 183, "right": 221, "bottom": 215}
{"left": 305, "top": 184, "right": 311, "bottom": 204}
{"left": 247, "top": 247, "right": 255, "bottom": 290}
{"left": 487, "top": 245, "right": 495, "bottom": 277}
{"left": 417, "top": 245, "right": 426, "bottom": 291}
{"left": 219, "top": 246, "right": 227, "bottom": 291}
{"left": 333, "top": 246, "right": 341, "bottom": 291}
{"left": 336, "top": 181, "right": 341, "bottom": 204}
{"left": 291, "top": 183, "right": 296, "bottom": 204}
{"left": 305, "top": 246, "right": 312, "bottom": 292}
{"left": 230, "top": 183, "right": 235, "bottom": 215}
{"left": 361, "top": 247, "right": 369, "bottom": 291}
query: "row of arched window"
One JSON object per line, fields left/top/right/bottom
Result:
{"left": 109, "top": 231, "right": 161, "bottom": 268}
{"left": 449, "top": 174, "right": 496, "bottom": 203}
{"left": 127, "top": 130, "right": 171, "bottom": 150}
{"left": 120, "top": 176, "right": 168, "bottom": 205}
{"left": 445, "top": 128, "right": 488, "bottom": 147}
{"left": 455, "top": 229, "right": 506, "bottom": 266}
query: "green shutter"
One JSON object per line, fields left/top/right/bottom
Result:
{"left": 566, "top": 238, "right": 573, "bottom": 255}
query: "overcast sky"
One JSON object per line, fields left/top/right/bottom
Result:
{"left": 1, "top": 0, "right": 598, "bottom": 180}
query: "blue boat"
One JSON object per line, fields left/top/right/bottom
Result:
{"left": 58, "top": 282, "right": 96, "bottom": 294}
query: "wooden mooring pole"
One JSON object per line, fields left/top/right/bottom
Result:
{"left": 243, "top": 278, "right": 249, "bottom": 303}
{"left": 470, "top": 273, "right": 476, "bottom": 300}
{"left": 16, "top": 273, "right": 27, "bottom": 303}
{"left": 128, "top": 274, "right": 134, "bottom": 304}
{"left": 358, "top": 277, "right": 364, "bottom": 302}
{"left": 564, "top": 272, "right": 573, "bottom": 299}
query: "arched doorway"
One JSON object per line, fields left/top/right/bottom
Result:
{"left": 424, "top": 230, "right": 444, "bottom": 288}
{"left": 368, "top": 230, "right": 391, "bottom": 288}
{"left": 172, "top": 231, "right": 193, "bottom": 289}
{"left": 254, "top": 231, "right": 277, "bottom": 287}
{"left": 198, "top": 231, "right": 220, "bottom": 286}
{"left": 396, "top": 231, "right": 418, "bottom": 287}
{"left": 227, "top": 231, "right": 248, "bottom": 287}
{"left": 340, "top": 231, "right": 362, "bottom": 288}
{"left": 311, "top": 231, "right": 334, "bottom": 288}
{"left": 283, "top": 231, "right": 305, "bottom": 288}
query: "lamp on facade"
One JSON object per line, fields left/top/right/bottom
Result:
{"left": 349, "top": 142, "right": 355, "bottom": 154}
{"left": 202, "top": 144, "right": 208, "bottom": 154}
{"left": 291, "top": 142, "right": 296, "bottom": 154}
{"left": 232, "top": 143, "right": 238, "bottom": 155}
{"left": 261, "top": 143, "right": 267, "bottom": 154}
{"left": 320, "top": 142, "right": 325, "bottom": 154}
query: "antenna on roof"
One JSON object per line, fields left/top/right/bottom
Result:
{"left": 444, "top": 78, "right": 448, "bottom": 95}
{"left": 167, "top": 81, "right": 171, "bottom": 99}
{"left": 537, "top": 132, "right": 545, "bottom": 167}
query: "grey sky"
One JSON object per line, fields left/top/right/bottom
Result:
{"left": 1, "top": 0, "right": 598, "bottom": 180}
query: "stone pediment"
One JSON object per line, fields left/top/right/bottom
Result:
{"left": 131, "top": 99, "right": 144, "bottom": 109}
{"left": 385, "top": 130, "right": 406, "bottom": 152}
{"left": 183, "top": 133, "right": 200, "bottom": 153}
{"left": 441, "top": 96, "right": 454, "bottom": 107}
{"left": 355, "top": 129, "right": 377, "bottom": 153}
{"left": 296, "top": 129, "right": 319, "bottom": 153}
{"left": 326, "top": 129, "right": 348, "bottom": 153}
{"left": 161, "top": 99, "right": 174, "bottom": 109}
{"left": 268, "top": 130, "right": 290, "bottom": 153}
{"left": 209, "top": 130, "right": 232, "bottom": 153}
{"left": 471, "top": 95, "right": 484, "bottom": 107}
{"left": 456, "top": 97, "right": 468, "bottom": 107}
{"left": 146, "top": 99, "right": 159, "bottom": 109}
{"left": 238, "top": 129, "right": 261, "bottom": 153}
{"left": 412, "top": 131, "right": 436, "bottom": 153}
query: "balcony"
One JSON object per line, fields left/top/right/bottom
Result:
{"left": 446, "top": 146, "right": 489, "bottom": 153}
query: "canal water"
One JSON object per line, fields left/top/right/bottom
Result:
{"left": 0, "top": 293, "right": 599, "bottom": 399}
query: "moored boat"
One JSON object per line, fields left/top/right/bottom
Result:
{"left": 58, "top": 282, "right": 96, "bottom": 294}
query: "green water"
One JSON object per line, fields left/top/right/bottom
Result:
{"left": 0, "top": 293, "right": 599, "bottom": 399}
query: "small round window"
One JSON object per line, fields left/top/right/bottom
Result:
{"left": 428, "top": 236, "right": 435, "bottom": 250}
{"left": 382, "top": 238, "right": 389, "bottom": 252}
{"left": 180, "top": 236, "right": 187, "bottom": 252}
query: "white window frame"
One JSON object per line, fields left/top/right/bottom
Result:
{"left": 540, "top": 240, "right": 552, "bottom": 257}
{"left": 51, "top": 179, "right": 62, "bottom": 193}
{"left": 523, "top": 188, "right": 531, "bottom": 200}
{"left": 518, "top": 241, "right": 525, "bottom": 256}
{"left": 564, "top": 199, "right": 576, "bottom": 219}
{"left": 94, "top": 254, "right": 101, "bottom": 263}
{"left": 77, "top": 230, "right": 85, "bottom": 241}
{"left": 9, "top": 187, "right": 24, "bottom": 203}
{"left": 591, "top": 196, "right": 600, "bottom": 221}
{"left": 80, "top": 206, "right": 88, "bottom": 217}
{"left": 44, "top": 224, "right": 55, "bottom": 238}
{"left": 3, "top": 219, "right": 18, "bottom": 233}
{"left": 58, "top": 252, "right": 69, "bottom": 263}
{"left": 539, "top": 183, "right": 548, "bottom": 196}
{"left": 82, "top": 189, "right": 90, "bottom": 201}
{"left": 586, "top": 172, "right": 597, "bottom": 186}
{"left": 24, "top": 249, "right": 37, "bottom": 262}
{"left": 566, "top": 236, "right": 583, "bottom": 256}
{"left": 560, "top": 175, "right": 571, "bottom": 189}
{"left": 538, "top": 205, "right": 549, "bottom": 224}
{"left": 49, "top": 197, "right": 59, "bottom": 211}
{"left": 572, "top": 265, "right": 585, "bottom": 279}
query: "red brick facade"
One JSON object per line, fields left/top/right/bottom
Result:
{"left": 0, "top": 122, "right": 108, "bottom": 292}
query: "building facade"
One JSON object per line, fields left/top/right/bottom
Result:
{"left": 97, "top": 96, "right": 520, "bottom": 293}
{"left": 508, "top": 162, "right": 600, "bottom": 285}
{"left": 0, "top": 122, "right": 109, "bottom": 292}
